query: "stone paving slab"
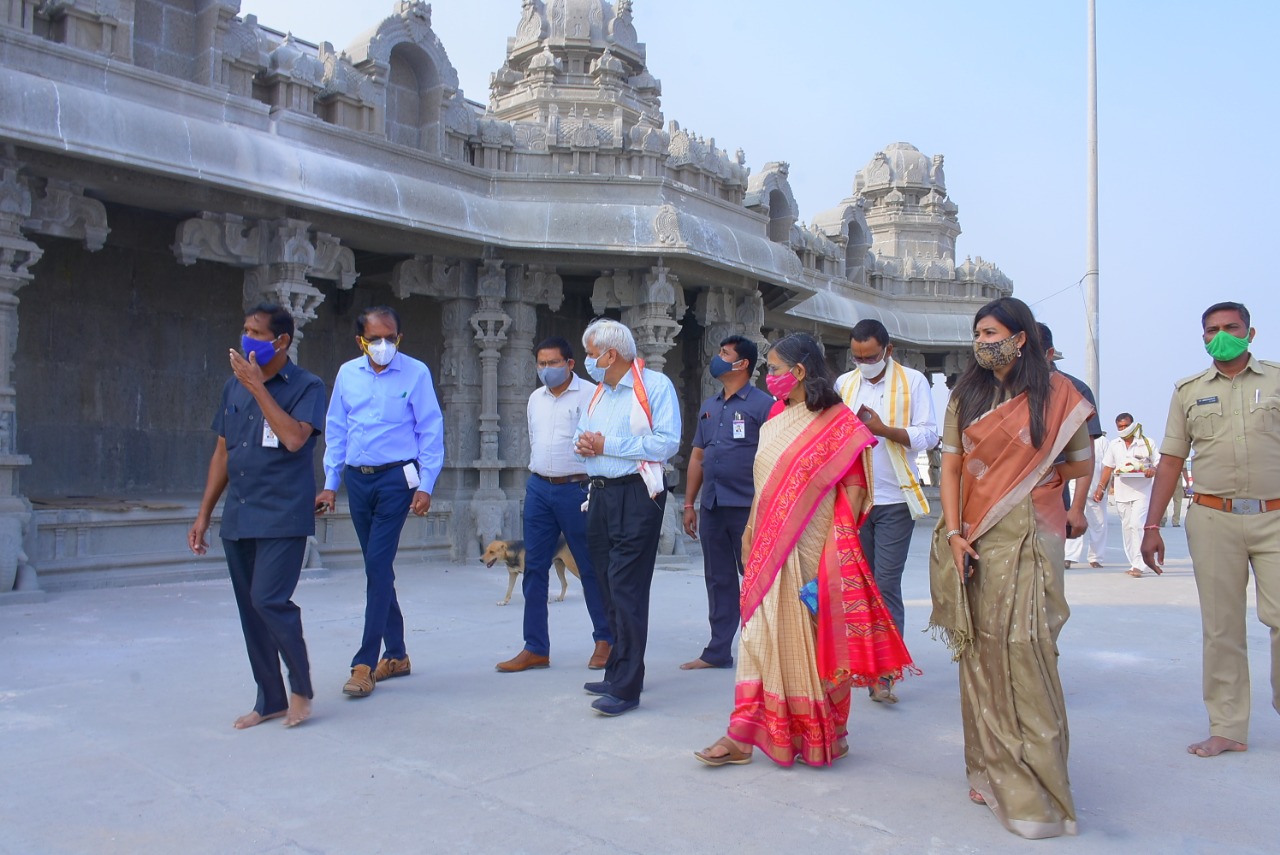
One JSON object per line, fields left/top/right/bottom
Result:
{"left": 1, "top": 513, "right": 1275, "bottom": 854}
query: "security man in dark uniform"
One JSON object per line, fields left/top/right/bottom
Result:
{"left": 681, "top": 335, "right": 774, "bottom": 670}
{"left": 188, "top": 302, "right": 327, "bottom": 730}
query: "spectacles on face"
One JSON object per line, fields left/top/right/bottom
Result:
{"left": 851, "top": 348, "right": 886, "bottom": 365}
{"left": 361, "top": 335, "right": 399, "bottom": 346}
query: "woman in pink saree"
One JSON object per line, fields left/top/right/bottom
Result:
{"left": 930, "top": 297, "right": 1094, "bottom": 838}
{"left": 695, "top": 333, "right": 914, "bottom": 768}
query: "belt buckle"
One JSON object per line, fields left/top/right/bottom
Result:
{"left": 1230, "top": 499, "right": 1261, "bottom": 516}
{"left": 359, "top": 465, "right": 376, "bottom": 475}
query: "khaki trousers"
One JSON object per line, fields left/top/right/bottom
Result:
{"left": 1184, "top": 502, "right": 1280, "bottom": 744}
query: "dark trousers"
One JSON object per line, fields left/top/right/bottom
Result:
{"left": 858, "top": 502, "right": 915, "bottom": 634}
{"left": 222, "top": 536, "right": 312, "bottom": 715}
{"left": 586, "top": 480, "right": 666, "bottom": 701}
{"left": 346, "top": 465, "right": 414, "bottom": 669}
{"left": 698, "top": 504, "right": 749, "bottom": 666}
{"left": 522, "top": 474, "right": 612, "bottom": 655}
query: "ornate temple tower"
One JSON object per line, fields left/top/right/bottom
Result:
{"left": 489, "top": 0, "right": 662, "bottom": 132}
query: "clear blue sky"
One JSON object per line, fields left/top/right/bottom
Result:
{"left": 252, "top": 0, "right": 1277, "bottom": 442}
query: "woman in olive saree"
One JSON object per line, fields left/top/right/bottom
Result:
{"left": 695, "top": 333, "right": 914, "bottom": 768}
{"left": 930, "top": 298, "right": 1093, "bottom": 839}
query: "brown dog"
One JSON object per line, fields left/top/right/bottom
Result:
{"left": 480, "top": 538, "right": 581, "bottom": 606}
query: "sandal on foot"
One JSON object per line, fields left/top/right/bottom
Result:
{"left": 694, "top": 737, "right": 753, "bottom": 767}
{"left": 870, "top": 678, "right": 898, "bottom": 704}
{"left": 1126, "top": 568, "right": 1144, "bottom": 578}
{"left": 1089, "top": 561, "right": 1104, "bottom": 568}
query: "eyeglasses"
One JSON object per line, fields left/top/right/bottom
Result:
{"left": 851, "top": 348, "right": 886, "bottom": 365}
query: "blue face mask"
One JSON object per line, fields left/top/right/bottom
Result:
{"left": 709, "top": 355, "right": 740, "bottom": 379}
{"left": 584, "top": 354, "right": 608, "bottom": 383}
{"left": 538, "top": 364, "right": 570, "bottom": 388}
{"left": 240, "top": 334, "right": 278, "bottom": 365}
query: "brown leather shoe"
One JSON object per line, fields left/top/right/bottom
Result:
{"left": 588, "top": 641, "right": 611, "bottom": 670}
{"left": 343, "top": 664, "right": 375, "bottom": 697}
{"left": 373, "top": 656, "right": 411, "bottom": 682}
{"left": 495, "top": 649, "right": 550, "bottom": 673}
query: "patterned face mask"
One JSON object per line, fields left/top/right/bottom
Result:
{"left": 973, "top": 334, "right": 1021, "bottom": 370}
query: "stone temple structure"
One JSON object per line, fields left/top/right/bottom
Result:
{"left": 0, "top": 0, "right": 1012, "bottom": 599}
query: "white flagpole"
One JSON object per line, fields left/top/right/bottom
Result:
{"left": 1085, "top": 0, "right": 1101, "bottom": 408}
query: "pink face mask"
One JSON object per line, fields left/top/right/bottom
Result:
{"left": 765, "top": 369, "right": 799, "bottom": 400}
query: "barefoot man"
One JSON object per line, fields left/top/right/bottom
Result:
{"left": 189, "top": 303, "right": 327, "bottom": 729}
{"left": 1142, "top": 301, "right": 1280, "bottom": 758}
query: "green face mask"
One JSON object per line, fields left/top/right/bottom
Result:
{"left": 1204, "top": 330, "right": 1251, "bottom": 362}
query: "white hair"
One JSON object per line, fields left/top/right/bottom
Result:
{"left": 582, "top": 318, "right": 637, "bottom": 360}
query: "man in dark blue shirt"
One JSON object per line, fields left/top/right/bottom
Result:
{"left": 188, "top": 303, "right": 327, "bottom": 730}
{"left": 680, "top": 335, "right": 775, "bottom": 670}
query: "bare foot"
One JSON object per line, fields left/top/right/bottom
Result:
{"left": 969, "top": 788, "right": 986, "bottom": 805}
{"left": 233, "top": 709, "right": 286, "bottom": 729}
{"left": 680, "top": 658, "right": 722, "bottom": 670}
{"left": 1187, "top": 735, "right": 1247, "bottom": 757}
{"left": 284, "top": 693, "right": 311, "bottom": 728}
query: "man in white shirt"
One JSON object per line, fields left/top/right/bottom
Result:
{"left": 496, "top": 337, "right": 612, "bottom": 673}
{"left": 1065, "top": 433, "right": 1109, "bottom": 568}
{"left": 835, "top": 320, "right": 937, "bottom": 704}
{"left": 1095, "top": 412, "right": 1159, "bottom": 577}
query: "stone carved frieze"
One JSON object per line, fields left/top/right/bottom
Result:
{"left": 653, "top": 204, "right": 682, "bottom": 247}
{"left": 171, "top": 212, "right": 260, "bottom": 267}
{"left": 22, "top": 179, "right": 109, "bottom": 251}
{"left": 390, "top": 254, "right": 457, "bottom": 301}
{"left": 514, "top": 0, "right": 545, "bottom": 47}
{"left": 622, "top": 263, "right": 682, "bottom": 371}
{"left": 172, "top": 213, "right": 359, "bottom": 348}
{"left": 311, "top": 232, "right": 357, "bottom": 290}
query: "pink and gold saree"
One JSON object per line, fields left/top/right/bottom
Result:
{"left": 728, "top": 402, "right": 914, "bottom": 766}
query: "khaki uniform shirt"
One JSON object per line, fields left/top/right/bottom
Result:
{"left": 1159, "top": 355, "right": 1280, "bottom": 499}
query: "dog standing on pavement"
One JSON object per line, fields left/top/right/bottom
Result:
{"left": 481, "top": 538, "right": 581, "bottom": 606}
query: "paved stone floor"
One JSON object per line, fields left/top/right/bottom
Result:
{"left": 1, "top": 510, "right": 1275, "bottom": 854}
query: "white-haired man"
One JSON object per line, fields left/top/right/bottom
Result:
{"left": 573, "top": 319, "right": 681, "bottom": 716}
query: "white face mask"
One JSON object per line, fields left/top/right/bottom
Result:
{"left": 859, "top": 357, "right": 886, "bottom": 378}
{"left": 365, "top": 338, "right": 398, "bottom": 366}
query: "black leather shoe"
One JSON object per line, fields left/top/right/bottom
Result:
{"left": 583, "top": 680, "right": 611, "bottom": 696}
{"left": 591, "top": 694, "right": 639, "bottom": 716}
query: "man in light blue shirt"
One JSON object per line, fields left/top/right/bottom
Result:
{"left": 573, "top": 319, "right": 681, "bottom": 716}
{"left": 316, "top": 306, "right": 444, "bottom": 699}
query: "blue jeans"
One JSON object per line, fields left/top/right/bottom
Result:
{"left": 346, "top": 465, "right": 414, "bottom": 668}
{"left": 858, "top": 502, "right": 915, "bottom": 634}
{"left": 521, "top": 474, "right": 612, "bottom": 655}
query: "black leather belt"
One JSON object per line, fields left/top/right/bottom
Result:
{"left": 589, "top": 473, "right": 644, "bottom": 488}
{"left": 349, "top": 460, "right": 414, "bottom": 475}
{"left": 535, "top": 473, "right": 589, "bottom": 485}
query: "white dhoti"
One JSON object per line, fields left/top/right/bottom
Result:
{"left": 1114, "top": 496, "right": 1148, "bottom": 570}
{"left": 1065, "top": 488, "right": 1107, "bottom": 564}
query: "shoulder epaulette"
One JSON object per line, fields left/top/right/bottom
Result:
{"left": 1174, "top": 367, "right": 1213, "bottom": 389}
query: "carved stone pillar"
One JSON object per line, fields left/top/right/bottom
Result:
{"left": 173, "top": 213, "right": 356, "bottom": 358}
{"left": 469, "top": 254, "right": 511, "bottom": 548}
{"left": 0, "top": 161, "right": 37, "bottom": 599}
{"left": 692, "top": 286, "right": 738, "bottom": 405}
{"left": 500, "top": 265, "right": 564, "bottom": 493}
{"left": 621, "top": 262, "right": 683, "bottom": 371}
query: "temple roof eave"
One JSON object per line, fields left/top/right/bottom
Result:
{"left": 0, "top": 64, "right": 807, "bottom": 292}
{"left": 787, "top": 288, "right": 986, "bottom": 349}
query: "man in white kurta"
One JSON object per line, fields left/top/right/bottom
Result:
{"left": 1095, "top": 414, "right": 1158, "bottom": 577}
{"left": 1065, "top": 433, "right": 1109, "bottom": 568}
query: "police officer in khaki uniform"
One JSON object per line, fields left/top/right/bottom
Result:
{"left": 1142, "top": 301, "right": 1280, "bottom": 758}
